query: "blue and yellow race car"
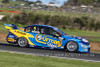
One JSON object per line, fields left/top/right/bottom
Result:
{"left": 4, "top": 24, "right": 90, "bottom": 53}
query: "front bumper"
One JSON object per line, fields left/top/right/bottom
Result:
{"left": 78, "top": 42, "right": 90, "bottom": 53}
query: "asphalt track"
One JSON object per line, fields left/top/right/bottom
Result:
{"left": 0, "top": 43, "right": 100, "bottom": 62}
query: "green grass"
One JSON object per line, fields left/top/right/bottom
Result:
{"left": 0, "top": 7, "right": 100, "bottom": 19}
{"left": 0, "top": 0, "right": 100, "bottom": 19}
{"left": 61, "top": 29, "right": 100, "bottom": 37}
{"left": 0, "top": 22, "right": 27, "bottom": 33}
{"left": 88, "top": 38, "right": 100, "bottom": 42}
{"left": 61, "top": 29, "right": 100, "bottom": 42}
{"left": 1, "top": 21, "right": 100, "bottom": 37}
{"left": 0, "top": 0, "right": 27, "bottom": 6}
{"left": 8, "top": 1, "right": 26, "bottom": 6}
{"left": 0, "top": 8, "right": 20, "bottom": 15}
{"left": 23, "top": 10, "right": 100, "bottom": 20}
{"left": 0, "top": 52, "right": 99, "bottom": 67}
{"left": 0, "top": 22, "right": 100, "bottom": 42}
{"left": 0, "top": 1, "right": 26, "bottom": 15}
{"left": 0, "top": 23, "right": 7, "bottom": 33}
{"left": 0, "top": 2, "right": 100, "bottom": 43}
{"left": 0, "top": 8, "right": 17, "bottom": 11}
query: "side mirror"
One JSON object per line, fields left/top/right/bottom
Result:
{"left": 58, "top": 37, "right": 65, "bottom": 40}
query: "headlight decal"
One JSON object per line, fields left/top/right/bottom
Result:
{"left": 82, "top": 39, "right": 88, "bottom": 43}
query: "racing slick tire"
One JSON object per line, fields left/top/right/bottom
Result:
{"left": 17, "top": 37, "right": 28, "bottom": 47}
{"left": 65, "top": 41, "right": 78, "bottom": 52}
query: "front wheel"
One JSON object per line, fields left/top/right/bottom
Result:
{"left": 17, "top": 37, "right": 28, "bottom": 47}
{"left": 65, "top": 41, "right": 78, "bottom": 52}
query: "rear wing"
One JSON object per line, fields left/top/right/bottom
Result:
{"left": 4, "top": 23, "right": 18, "bottom": 30}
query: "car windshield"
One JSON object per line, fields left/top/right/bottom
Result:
{"left": 54, "top": 28, "right": 67, "bottom": 35}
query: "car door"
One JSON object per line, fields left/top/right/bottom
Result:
{"left": 34, "top": 26, "right": 62, "bottom": 48}
{"left": 45, "top": 28, "right": 62, "bottom": 48}
{"left": 24, "top": 26, "right": 41, "bottom": 46}
{"left": 24, "top": 26, "right": 48, "bottom": 47}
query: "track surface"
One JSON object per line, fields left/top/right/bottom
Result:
{"left": 0, "top": 43, "right": 100, "bottom": 62}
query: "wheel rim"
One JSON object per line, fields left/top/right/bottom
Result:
{"left": 18, "top": 38, "right": 27, "bottom": 47}
{"left": 67, "top": 42, "right": 77, "bottom": 51}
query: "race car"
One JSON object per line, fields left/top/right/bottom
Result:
{"left": 4, "top": 24, "right": 90, "bottom": 53}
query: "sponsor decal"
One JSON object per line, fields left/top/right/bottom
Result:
{"left": 16, "top": 31, "right": 26, "bottom": 35}
{"left": 35, "top": 34, "right": 62, "bottom": 47}
{"left": 47, "top": 42, "right": 57, "bottom": 48}
{"left": 83, "top": 49, "right": 88, "bottom": 51}
{"left": 7, "top": 38, "right": 14, "bottom": 42}
{"left": 19, "top": 28, "right": 24, "bottom": 31}
{"left": 8, "top": 35, "right": 14, "bottom": 38}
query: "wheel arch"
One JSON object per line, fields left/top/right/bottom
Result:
{"left": 17, "top": 37, "right": 29, "bottom": 44}
{"left": 17, "top": 37, "right": 29, "bottom": 47}
{"left": 64, "top": 40, "right": 79, "bottom": 50}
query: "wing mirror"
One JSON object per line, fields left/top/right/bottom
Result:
{"left": 58, "top": 37, "right": 65, "bottom": 40}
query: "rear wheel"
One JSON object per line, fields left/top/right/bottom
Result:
{"left": 17, "top": 37, "right": 28, "bottom": 47}
{"left": 65, "top": 41, "right": 78, "bottom": 52}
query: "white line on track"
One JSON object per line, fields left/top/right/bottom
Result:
{"left": 0, "top": 49, "right": 100, "bottom": 62}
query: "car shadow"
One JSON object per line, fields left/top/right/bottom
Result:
{"left": 0, "top": 43, "right": 88, "bottom": 54}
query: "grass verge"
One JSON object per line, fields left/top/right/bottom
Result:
{"left": 0, "top": 22, "right": 100, "bottom": 42}
{"left": 88, "top": 38, "right": 100, "bottom": 42}
{"left": 0, "top": 8, "right": 20, "bottom": 15}
{"left": 61, "top": 29, "right": 100, "bottom": 37}
{"left": 0, "top": 52, "right": 100, "bottom": 67}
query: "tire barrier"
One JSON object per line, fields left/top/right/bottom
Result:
{"left": 0, "top": 10, "right": 21, "bottom": 13}
{"left": 0, "top": 10, "right": 5, "bottom": 13}
{"left": 8, "top": 11, "right": 21, "bottom": 13}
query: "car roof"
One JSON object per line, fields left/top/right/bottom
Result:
{"left": 25, "top": 24, "right": 57, "bottom": 29}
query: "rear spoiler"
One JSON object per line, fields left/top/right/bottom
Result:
{"left": 4, "top": 23, "right": 18, "bottom": 30}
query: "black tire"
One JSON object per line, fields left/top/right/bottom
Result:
{"left": 65, "top": 41, "right": 78, "bottom": 52}
{"left": 17, "top": 37, "right": 28, "bottom": 47}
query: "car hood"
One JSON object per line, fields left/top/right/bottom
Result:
{"left": 64, "top": 35, "right": 89, "bottom": 43}
{"left": 64, "top": 35, "right": 82, "bottom": 40}
{"left": 71, "top": 36, "right": 83, "bottom": 40}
